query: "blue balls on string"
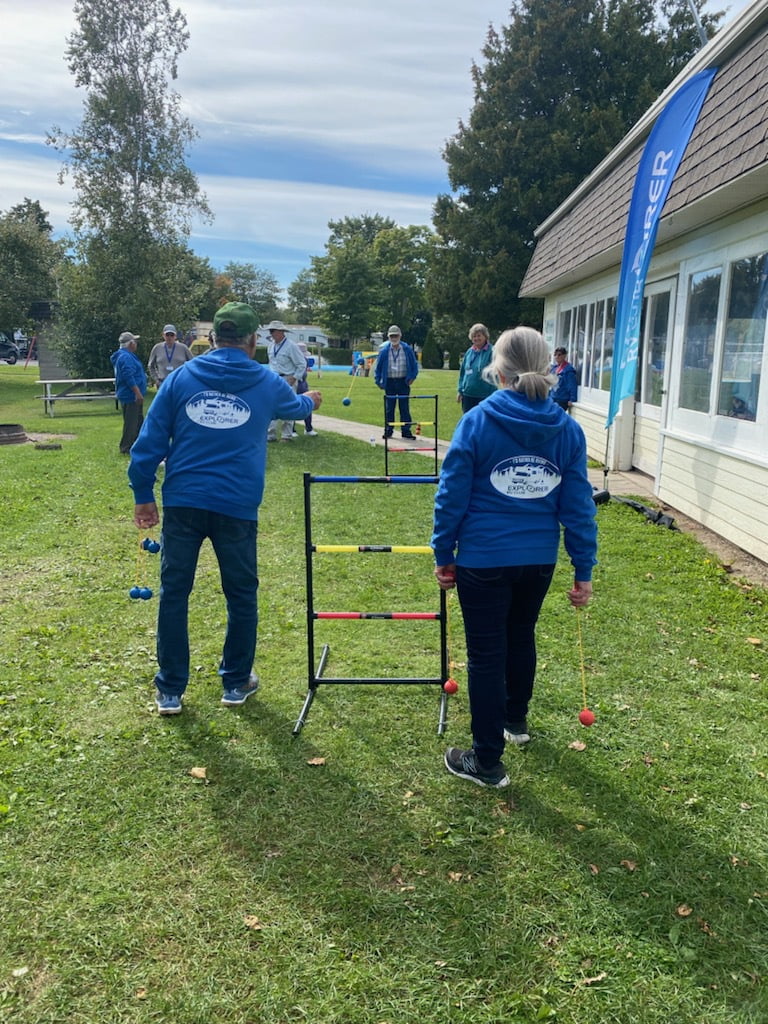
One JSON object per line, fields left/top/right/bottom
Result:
{"left": 342, "top": 397, "right": 351, "bottom": 406}
{"left": 141, "top": 538, "right": 161, "bottom": 553}
{"left": 129, "top": 586, "right": 154, "bottom": 600}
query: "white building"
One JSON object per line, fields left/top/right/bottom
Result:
{"left": 520, "top": 1, "right": 768, "bottom": 563}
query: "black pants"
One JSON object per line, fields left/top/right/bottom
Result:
{"left": 457, "top": 563, "right": 555, "bottom": 767}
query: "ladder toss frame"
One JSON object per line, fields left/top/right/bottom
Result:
{"left": 293, "top": 472, "right": 449, "bottom": 736}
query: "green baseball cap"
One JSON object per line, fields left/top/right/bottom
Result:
{"left": 213, "top": 301, "right": 259, "bottom": 339}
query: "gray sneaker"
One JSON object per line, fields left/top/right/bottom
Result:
{"left": 444, "top": 747, "right": 509, "bottom": 788}
{"left": 503, "top": 720, "right": 530, "bottom": 745}
{"left": 221, "top": 672, "right": 260, "bottom": 707}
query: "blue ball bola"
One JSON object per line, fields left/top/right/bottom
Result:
{"left": 129, "top": 586, "right": 142, "bottom": 599}
{"left": 342, "top": 397, "right": 351, "bottom": 406}
{"left": 139, "top": 587, "right": 153, "bottom": 600}
{"left": 148, "top": 541, "right": 161, "bottom": 554}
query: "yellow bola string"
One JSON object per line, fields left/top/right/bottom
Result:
{"left": 445, "top": 589, "right": 461, "bottom": 683}
{"left": 576, "top": 605, "right": 588, "bottom": 710}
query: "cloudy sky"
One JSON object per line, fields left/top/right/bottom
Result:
{"left": 0, "top": 0, "right": 743, "bottom": 295}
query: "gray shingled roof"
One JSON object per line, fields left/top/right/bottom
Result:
{"left": 520, "top": 6, "right": 768, "bottom": 297}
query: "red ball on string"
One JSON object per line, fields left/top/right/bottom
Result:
{"left": 443, "top": 678, "right": 459, "bottom": 694}
{"left": 578, "top": 708, "right": 596, "bottom": 727}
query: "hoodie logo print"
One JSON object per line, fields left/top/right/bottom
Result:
{"left": 490, "top": 456, "right": 560, "bottom": 499}
{"left": 185, "top": 391, "right": 251, "bottom": 429}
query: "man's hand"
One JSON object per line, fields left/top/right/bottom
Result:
{"left": 307, "top": 390, "right": 322, "bottom": 409}
{"left": 134, "top": 502, "right": 159, "bottom": 529}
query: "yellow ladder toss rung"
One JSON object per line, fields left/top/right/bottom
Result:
{"left": 387, "top": 421, "right": 435, "bottom": 427}
{"left": 313, "top": 544, "right": 433, "bottom": 554}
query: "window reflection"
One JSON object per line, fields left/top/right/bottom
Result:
{"left": 716, "top": 253, "right": 766, "bottom": 420}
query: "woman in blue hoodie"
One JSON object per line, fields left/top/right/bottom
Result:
{"left": 431, "top": 327, "right": 597, "bottom": 789}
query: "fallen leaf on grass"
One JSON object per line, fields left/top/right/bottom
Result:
{"left": 739, "top": 802, "right": 753, "bottom": 811}
{"left": 620, "top": 859, "right": 637, "bottom": 872}
{"left": 135, "top": 988, "right": 148, "bottom": 1000}
{"left": 188, "top": 766, "right": 207, "bottom": 779}
{"left": 11, "top": 967, "right": 28, "bottom": 978}
{"left": 569, "top": 741, "right": 587, "bottom": 751}
{"left": 243, "top": 915, "right": 264, "bottom": 930}
{"left": 676, "top": 904, "right": 694, "bottom": 917}
{"left": 589, "top": 864, "right": 600, "bottom": 875}
{"left": 746, "top": 637, "right": 762, "bottom": 645}
{"left": 578, "top": 971, "right": 607, "bottom": 987}
{"left": 306, "top": 757, "right": 326, "bottom": 766}
{"left": 448, "top": 871, "right": 464, "bottom": 882}
{"left": 698, "top": 918, "right": 715, "bottom": 935}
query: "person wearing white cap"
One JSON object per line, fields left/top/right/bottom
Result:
{"left": 110, "top": 330, "right": 147, "bottom": 454}
{"left": 265, "top": 321, "right": 308, "bottom": 441}
{"left": 373, "top": 325, "right": 419, "bottom": 439}
{"left": 147, "top": 324, "right": 193, "bottom": 387}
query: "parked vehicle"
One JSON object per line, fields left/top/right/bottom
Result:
{"left": 0, "top": 332, "right": 20, "bottom": 364}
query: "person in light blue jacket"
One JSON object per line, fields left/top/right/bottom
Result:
{"left": 129, "top": 302, "right": 322, "bottom": 716}
{"left": 431, "top": 326, "right": 597, "bottom": 789}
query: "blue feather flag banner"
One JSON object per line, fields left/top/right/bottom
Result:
{"left": 606, "top": 67, "right": 717, "bottom": 428}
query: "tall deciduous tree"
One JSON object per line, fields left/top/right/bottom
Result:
{"left": 429, "top": 0, "right": 721, "bottom": 334}
{"left": 286, "top": 268, "right": 320, "bottom": 324}
{"left": 310, "top": 215, "right": 433, "bottom": 343}
{"left": 48, "top": 0, "right": 211, "bottom": 374}
{"left": 222, "top": 262, "right": 281, "bottom": 324}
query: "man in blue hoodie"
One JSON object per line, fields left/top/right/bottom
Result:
{"left": 110, "top": 331, "right": 147, "bottom": 454}
{"left": 129, "top": 302, "right": 322, "bottom": 715}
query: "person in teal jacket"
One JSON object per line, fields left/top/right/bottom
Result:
{"left": 457, "top": 323, "right": 496, "bottom": 413}
{"left": 432, "top": 326, "right": 597, "bottom": 789}
{"left": 110, "top": 331, "right": 147, "bottom": 454}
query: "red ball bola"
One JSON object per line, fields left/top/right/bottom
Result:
{"left": 443, "top": 678, "right": 459, "bottom": 694}
{"left": 578, "top": 708, "right": 596, "bottom": 727}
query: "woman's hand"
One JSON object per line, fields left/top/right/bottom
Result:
{"left": 567, "top": 580, "right": 592, "bottom": 607}
{"left": 434, "top": 564, "right": 457, "bottom": 590}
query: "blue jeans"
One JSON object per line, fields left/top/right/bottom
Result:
{"left": 155, "top": 507, "right": 258, "bottom": 696}
{"left": 384, "top": 379, "right": 413, "bottom": 436}
{"left": 456, "top": 563, "right": 555, "bottom": 767}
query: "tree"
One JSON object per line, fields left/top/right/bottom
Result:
{"left": 312, "top": 237, "right": 382, "bottom": 343}
{"left": 0, "top": 207, "right": 61, "bottom": 329}
{"left": 286, "top": 268, "right": 320, "bottom": 323}
{"left": 429, "top": 0, "right": 723, "bottom": 333}
{"left": 222, "top": 262, "right": 281, "bottom": 324}
{"left": 7, "top": 199, "right": 54, "bottom": 235}
{"left": 310, "top": 216, "right": 435, "bottom": 343}
{"left": 47, "top": 0, "right": 211, "bottom": 374}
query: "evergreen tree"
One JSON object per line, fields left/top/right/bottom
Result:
{"left": 429, "top": 0, "right": 721, "bottom": 333}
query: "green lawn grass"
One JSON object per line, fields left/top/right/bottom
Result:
{"left": 306, "top": 366, "right": 463, "bottom": 439}
{"left": 1, "top": 364, "right": 767, "bottom": 1023}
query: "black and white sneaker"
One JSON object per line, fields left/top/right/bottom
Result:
{"left": 444, "top": 747, "right": 509, "bottom": 788}
{"left": 503, "top": 720, "right": 530, "bottom": 745}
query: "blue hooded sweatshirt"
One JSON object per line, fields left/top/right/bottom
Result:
{"left": 128, "top": 347, "right": 314, "bottom": 521}
{"left": 431, "top": 389, "right": 597, "bottom": 579}
{"left": 110, "top": 347, "right": 147, "bottom": 403}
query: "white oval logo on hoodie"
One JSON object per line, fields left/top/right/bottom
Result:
{"left": 490, "top": 456, "right": 560, "bottom": 499}
{"left": 185, "top": 391, "right": 250, "bottom": 429}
